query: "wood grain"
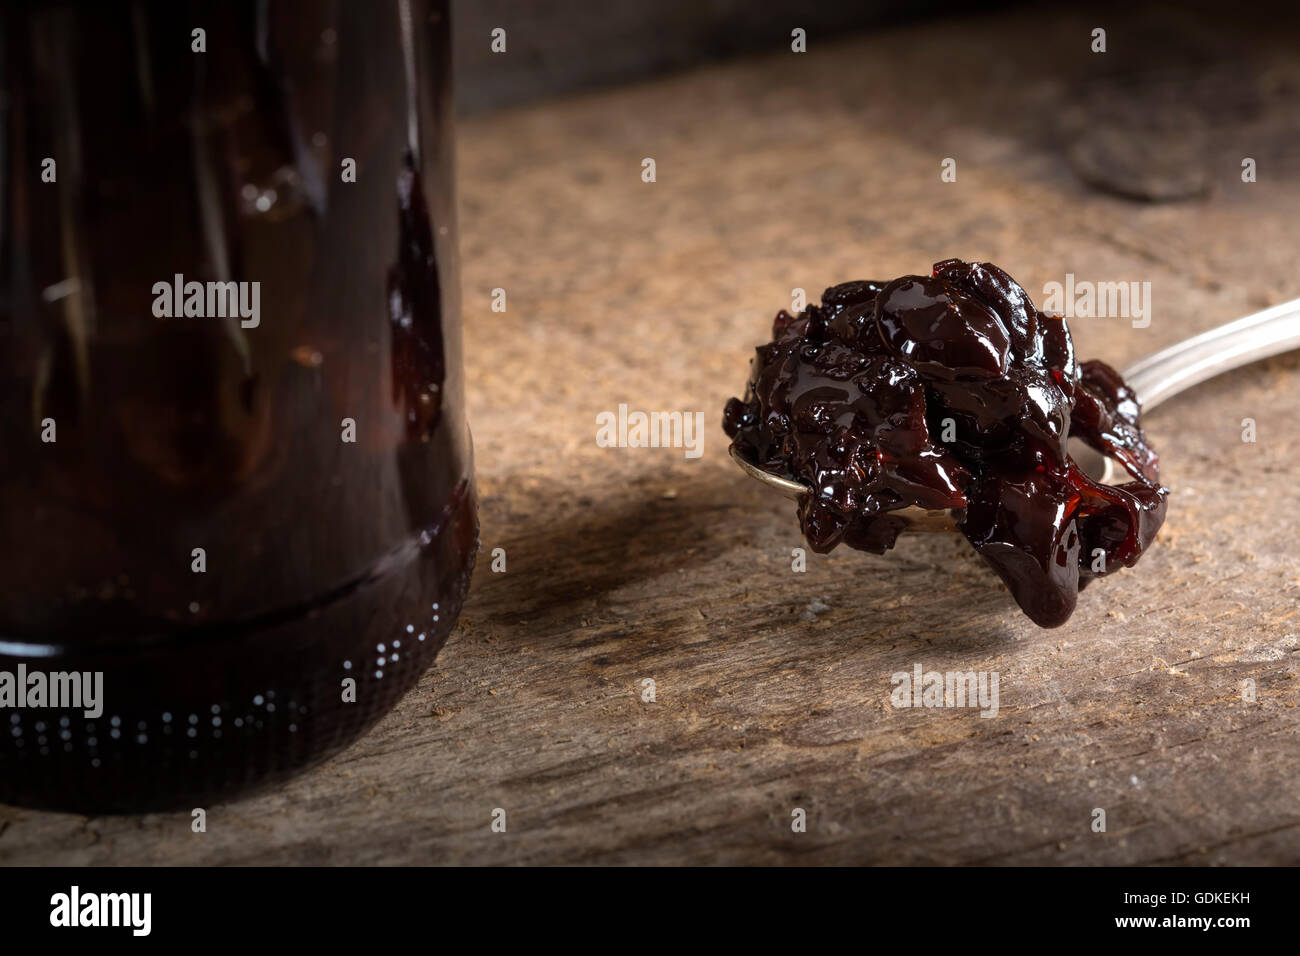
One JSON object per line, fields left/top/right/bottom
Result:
{"left": 4, "top": 4, "right": 1300, "bottom": 864}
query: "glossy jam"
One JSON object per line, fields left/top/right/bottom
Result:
{"left": 724, "top": 259, "right": 1167, "bottom": 627}
{"left": 0, "top": 0, "right": 475, "bottom": 811}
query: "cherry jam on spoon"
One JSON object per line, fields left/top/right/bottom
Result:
{"left": 725, "top": 260, "right": 1300, "bottom": 627}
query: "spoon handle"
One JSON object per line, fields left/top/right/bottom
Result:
{"left": 1124, "top": 297, "right": 1300, "bottom": 411}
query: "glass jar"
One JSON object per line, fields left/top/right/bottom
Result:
{"left": 0, "top": 0, "right": 475, "bottom": 811}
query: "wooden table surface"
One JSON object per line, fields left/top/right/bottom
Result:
{"left": 5, "top": 5, "right": 1300, "bottom": 865}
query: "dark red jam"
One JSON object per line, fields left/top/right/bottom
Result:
{"left": 723, "top": 259, "right": 1168, "bottom": 627}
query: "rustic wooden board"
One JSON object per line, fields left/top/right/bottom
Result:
{"left": 4, "top": 5, "right": 1300, "bottom": 864}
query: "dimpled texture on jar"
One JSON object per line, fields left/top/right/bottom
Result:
{"left": 723, "top": 259, "right": 1168, "bottom": 627}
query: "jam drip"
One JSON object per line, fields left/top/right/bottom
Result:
{"left": 723, "top": 259, "right": 1168, "bottom": 627}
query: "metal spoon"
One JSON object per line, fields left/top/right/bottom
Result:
{"left": 730, "top": 296, "right": 1300, "bottom": 532}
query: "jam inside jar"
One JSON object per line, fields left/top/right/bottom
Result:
{"left": 0, "top": 0, "right": 476, "bottom": 811}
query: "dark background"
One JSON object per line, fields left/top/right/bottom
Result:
{"left": 451, "top": 0, "right": 1300, "bottom": 115}
{"left": 453, "top": 0, "right": 1012, "bottom": 112}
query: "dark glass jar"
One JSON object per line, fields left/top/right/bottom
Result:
{"left": 0, "top": 0, "right": 475, "bottom": 812}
